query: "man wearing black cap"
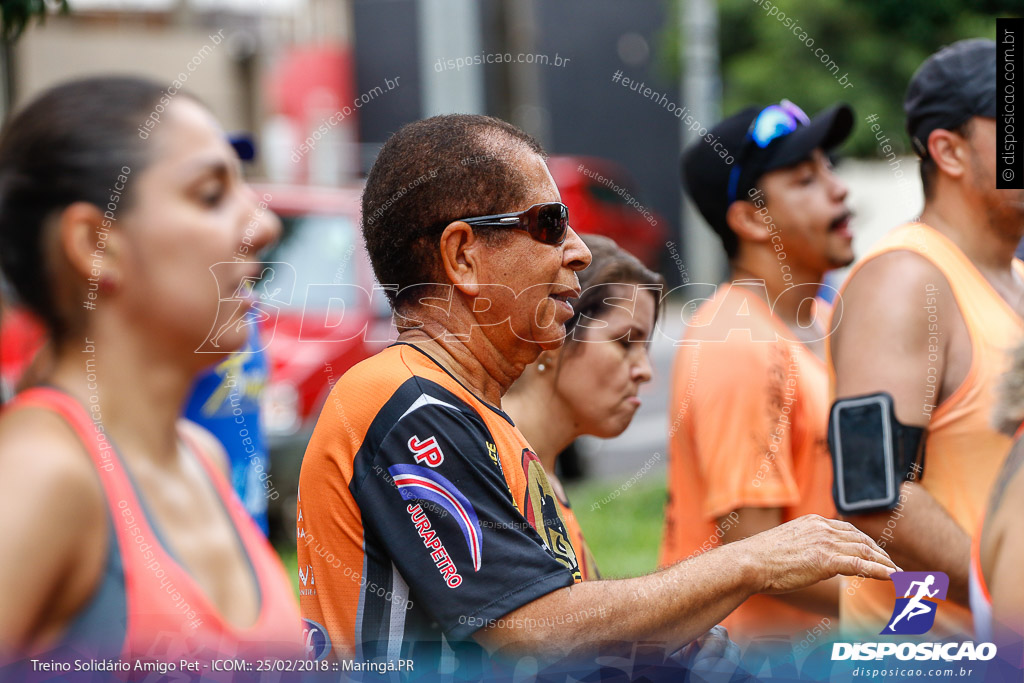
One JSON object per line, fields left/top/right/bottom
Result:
{"left": 661, "top": 99, "right": 856, "bottom": 643}
{"left": 829, "top": 38, "right": 1024, "bottom": 639}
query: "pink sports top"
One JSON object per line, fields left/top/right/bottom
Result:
{"left": 6, "top": 387, "right": 302, "bottom": 672}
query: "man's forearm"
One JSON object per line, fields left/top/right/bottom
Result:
{"left": 475, "top": 515, "right": 897, "bottom": 656}
{"left": 844, "top": 482, "right": 970, "bottom": 605}
{"left": 476, "top": 540, "right": 760, "bottom": 656}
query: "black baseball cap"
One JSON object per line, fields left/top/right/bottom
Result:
{"left": 905, "top": 38, "right": 996, "bottom": 158}
{"left": 681, "top": 101, "right": 853, "bottom": 252}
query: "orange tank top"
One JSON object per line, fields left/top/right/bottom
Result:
{"left": 6, "top": 387, "right": 302, "bottom": 668}
{"left": 832, "top": 223, "right": 1023, "bottom": 638}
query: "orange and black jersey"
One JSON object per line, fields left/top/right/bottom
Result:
{"left": 297, "top": 343, "right": 580, "bottom": 665}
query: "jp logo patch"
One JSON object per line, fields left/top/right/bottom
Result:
{"left": 408, "top": 434, "right": 445, "bottom": 467}
{"left": 881, "top": 571, "right": 949, "bottom": 635}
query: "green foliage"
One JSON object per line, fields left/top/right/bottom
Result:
{"left": 565, "top": 473, "right": 667, "bottom": 579}
{"left": 662, "top": 0, "right": 1019, "bottom": 157}
{"left": 277, "top": 540, "right": 300, "bottom": 599}
{"left": 1, "top": 0, "right": 69, "bottom": 43}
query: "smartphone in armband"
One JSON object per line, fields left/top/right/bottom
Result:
{"left": 828, "top": 392, "right": 925, "bottom": 515}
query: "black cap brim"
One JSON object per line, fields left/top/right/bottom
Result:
{"left": 761, "top": 103, "right": 854, "bottom": 172}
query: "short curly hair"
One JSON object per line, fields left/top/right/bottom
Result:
{"left": 361, "top": 114, "right": 545, "bottom": 309}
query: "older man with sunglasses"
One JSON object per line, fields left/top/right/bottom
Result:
{"left": 296, "top": 113, "right": 896, "bottom": 673}
{"left": 662, "top": 100, "right": 857, "bottom": 644}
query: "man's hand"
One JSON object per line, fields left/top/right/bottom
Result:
{"left": 735, "top": 515, "right": 898, "bottom": 594}
{"left": 475, "top": 514, "right": 897, "bottom": 657}
{"left": 720, "top": 507, "right": 840, "bottom": 615}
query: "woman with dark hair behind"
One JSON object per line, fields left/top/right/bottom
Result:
{"left": 506, "top": 235, "right": 778, "bottom": 670}
{"left": 503, "top": 234, "right": 664, "bottom": 579}
{"left": 0, "top": 77, "right": 301, "bottom": 666}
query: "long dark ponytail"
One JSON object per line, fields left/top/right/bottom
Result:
{"left": 0, "top": 76, "right": 174, "bottom": 345}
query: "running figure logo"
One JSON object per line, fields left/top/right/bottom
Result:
{"left": 881, "top": 571, "right": 949, "bottom": 635}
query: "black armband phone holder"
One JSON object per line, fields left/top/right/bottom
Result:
{"left": 828, "top": 392, "right": 926, "bottom": 515}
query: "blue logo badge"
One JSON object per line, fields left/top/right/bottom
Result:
{"left": 302, "top": 618, "right": 332, "bottom": 660}
{"left": 881, "top": 571, "right": 949, "bottom": 635}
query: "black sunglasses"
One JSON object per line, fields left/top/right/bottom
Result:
{"left": 458, "top": 202, "right": 569, "bottom": 245}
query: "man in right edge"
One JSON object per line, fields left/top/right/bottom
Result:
{"left": 830, "top": 38, "right": 1024, "bottom": 638}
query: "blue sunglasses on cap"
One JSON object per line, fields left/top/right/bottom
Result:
{"left": 727, "top": 99, "right": 810, "bottom": 203}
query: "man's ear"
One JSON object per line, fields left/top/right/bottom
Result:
{"left": 58, "top": 202, "right": 124, "bottom": 285}
{"left": 725, "top": 199, "right": 771, "bottom": 246}
{"left": 439, "top": 221, "right": 483, "bottom": 297}
{"left": 927, "top": 128, "right": 968, "bottom": 181}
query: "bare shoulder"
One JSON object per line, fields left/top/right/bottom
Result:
{"left": 0, "top": 405, "right": 107, "bottom": 646}
{"left": 0, "top": 406, "right": 105, "bottom": 516}
{"left": 178, "top": 418, "right": 230, "bottom": 479}
{"left": 993, "top": 468, "right": 1024, "bottom": 546}
{"left": 0, "top": 407, "right": 105, "bottom": 578}
{"left": 984, "top": 439, "right": 1024, "bottom": 574}
{"left": 834, "top": 249, "right": 960, "bottom": 347}
{"left": 840, "top": 250, "right": 953, "bottom": 320}
{"left": 831, "top": 250, "right": 964, "bottom": 413}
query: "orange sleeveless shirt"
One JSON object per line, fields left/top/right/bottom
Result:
{"left": 5, "top": 387, "right": 302, "bottom": 668}
{"left": 830, "top": 223, "right": 1023, "bottom": 638}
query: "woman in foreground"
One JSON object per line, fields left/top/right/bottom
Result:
{"left": 0, "top": 77, "right": 301, "bottom": 668}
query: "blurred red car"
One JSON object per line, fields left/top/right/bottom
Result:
{"left": 252, "top": 184, "right": 391, "bottom": 444}
{"left": 250, "top": 184, "right": 394, "bottom": 535}
{"left": 0, "top": 304, "right": 46, "bottom": 404}
{"left": 547, "top": 155, "right": 668, "bottom": 269}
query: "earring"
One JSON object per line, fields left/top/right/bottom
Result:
{"left": 98, "top": 273, "right": 118, "bottom": 294}
{"left": 537, "top": 362, "right": 546, "bottom": 373}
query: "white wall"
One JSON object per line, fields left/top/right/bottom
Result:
{"left": 834, "top": 156, "right": 924, "bottom": 281}
{"left": 14, "top": 18, "right": 246, "bottom": 130}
